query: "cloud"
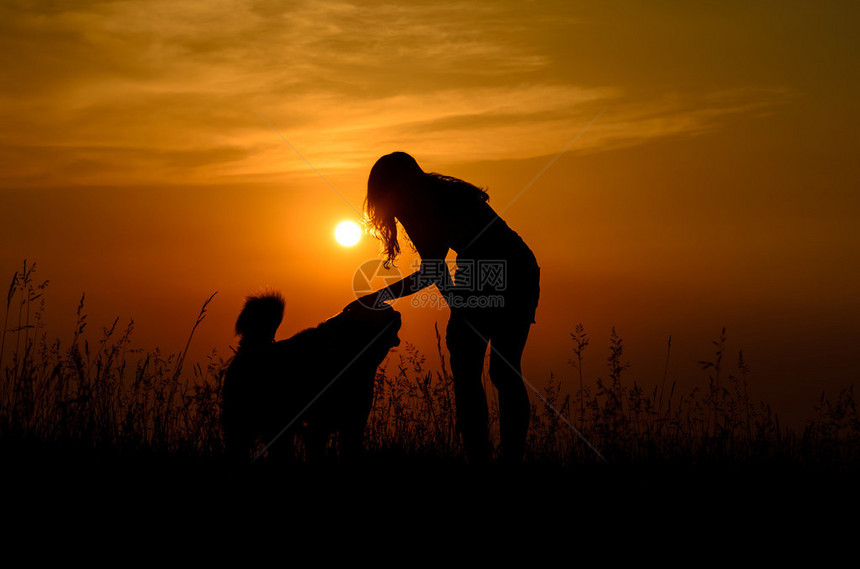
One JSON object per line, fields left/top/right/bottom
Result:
{"left": 0, "top": 0, "right": 790, "bottom": 188}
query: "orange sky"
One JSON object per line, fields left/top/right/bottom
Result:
{"left": 1, "top": 1, "right": 858, "bottom": 425}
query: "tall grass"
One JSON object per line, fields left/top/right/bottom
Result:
{"left": 1, "top": 263, "right": 857, "bottom": 470}
{"left": 0, "top": 262, "right": 224, "bottom": 458}
{"left": 523, "top": 324, "right": 860, "bottom": 469}
{"left": 364, "top": 326, "right": 460, "bottom": 457}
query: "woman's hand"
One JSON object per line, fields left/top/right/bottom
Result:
{"left": 344, "top": 269, "right": 433, "bottom": 314}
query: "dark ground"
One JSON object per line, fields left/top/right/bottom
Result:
{"left": 3, "top": 439, "right": 855, "bottom": 525}
{"left": 2, "top": 442, "right": 856, "bottom": 566}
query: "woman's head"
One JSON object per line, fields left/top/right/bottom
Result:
{"left": 368, "top": 152, "right": 425, "bottom": 197}
{"left": 365, "top": 151, "right": 489, "bottom": 267}
{"left": 365, "top": 152, "right": 424, "bottom": 267}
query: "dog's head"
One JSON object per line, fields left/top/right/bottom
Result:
{"left": 323, "top": 302, "right": 402, "bottom": 359}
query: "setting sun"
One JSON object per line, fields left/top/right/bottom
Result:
{"left": 335, "top": 220, "right": 362, "bottom": 247}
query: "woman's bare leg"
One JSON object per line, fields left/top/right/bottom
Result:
{"left": 446, "top": 310, "right": 491, "bottom": 464}
{"left": 489, "top": 319, "right": 532, "bottom": 463}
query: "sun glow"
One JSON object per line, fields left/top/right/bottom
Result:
{"left": 335, "top": 220, "right": 362, "bottom": 247}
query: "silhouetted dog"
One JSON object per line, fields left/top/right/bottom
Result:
{"left": 221, "top": 292, "right": 401, "bottom": 467}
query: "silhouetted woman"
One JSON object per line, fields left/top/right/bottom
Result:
{"left": 351, "top": 152, "right": 540, "bottom": 463}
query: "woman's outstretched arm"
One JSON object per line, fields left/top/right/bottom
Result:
{"left": 351, "top": 209, "right": 452, "bottom": 309}
{"left": 355, "top": 257, "right": 452, "bottom": 309}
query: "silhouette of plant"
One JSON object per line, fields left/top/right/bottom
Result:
{"left": 1, "top": 265, "right": 858, "bottom": 472}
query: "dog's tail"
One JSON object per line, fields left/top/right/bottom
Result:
{"left": 235, "top": 290, "right": 285, "bottom": 348}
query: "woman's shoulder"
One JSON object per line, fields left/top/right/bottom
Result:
{"left": 414, "top": 178, "right": 531, "bottom": 258}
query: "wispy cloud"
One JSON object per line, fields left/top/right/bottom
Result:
{"left": 0, "top": 0, "right": 790, "bottom": 188}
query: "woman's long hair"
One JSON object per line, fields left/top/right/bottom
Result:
{"left": 365, "top": 152, "right": 488, "bottom": 268}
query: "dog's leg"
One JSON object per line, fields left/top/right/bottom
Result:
{"left": 223, "top": 424, "right": 256, "bottom": 475}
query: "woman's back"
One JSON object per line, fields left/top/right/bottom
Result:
{"left": 440, "top": 188, "right": 536, "bottom": 266}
